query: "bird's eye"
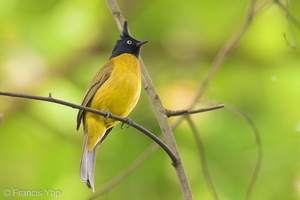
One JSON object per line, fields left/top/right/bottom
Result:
{"left": 127, "top": 40, "right": 132, "bottom": 45}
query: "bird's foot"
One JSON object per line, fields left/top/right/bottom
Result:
{"left": 121, "top": 118, "right": 134, "bottom": 129}
{"left": 102, "top": 110, "right": 112, "bottom": 123}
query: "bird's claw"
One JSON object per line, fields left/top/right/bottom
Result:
{"left": 102, "top": 110, "right": 112, "bottom": 123}
{"left": 121, "top": 118, "right": 134, "bottom": 129}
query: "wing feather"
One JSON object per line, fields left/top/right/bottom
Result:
{"left": 76, "top": 60, "right": 114, "bottom": 130}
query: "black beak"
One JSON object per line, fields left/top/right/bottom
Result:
{"left": 137, "top": 40, "right": 148, "bottom": 47}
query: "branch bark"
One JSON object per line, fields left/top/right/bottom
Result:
{"left": 166, "top": 104, "right": 224, "bottom": 118}
{"left": 106, "top": 0, "right": 193, "bottom": 199}
{"left": 0, "top": 91, "right": 178, "bottom": 164}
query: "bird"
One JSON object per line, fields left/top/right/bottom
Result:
{"left": 76, "top": 20, "right": 148, "bottom": 192}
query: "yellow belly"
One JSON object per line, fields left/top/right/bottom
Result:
{"left": 85, "top": 54, "right": 141, "bottom": 151}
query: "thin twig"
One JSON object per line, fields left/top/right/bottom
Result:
{"left": 0, "top": 91, "right": 178, "bottom": 165}
{"left": 275, "top": 0, "right": 300, "bottom": 30}
{"left": 275, "top": 0, "right": 299, "bottom": 49}
{"left": 168, "top": 3, "right": 270, "bottom": 198}
{"left": 225, "top": 104, "right": 262, "bottom": 200}
{"left": 186, "top": 116, "right": 219, "bottom": 200}
{"left": 166, "top": 104, "right": 224, "bottom": 118}
{"left": 172, "top": 0, "right": 273, "bottom": 130}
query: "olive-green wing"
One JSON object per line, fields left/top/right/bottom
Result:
{"left": 76, "top": 60, "right": 114, "bottom": 130}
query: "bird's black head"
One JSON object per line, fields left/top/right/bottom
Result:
{"left": 110, "top": 21, "right": 148, "bottom": 59}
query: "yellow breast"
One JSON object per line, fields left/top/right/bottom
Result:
{"left": 90, "top": 53, "right": 141, "bottom": 127}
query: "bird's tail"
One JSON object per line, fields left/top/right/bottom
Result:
{"left": 80, "top": 134, "right": 97, "bottom": 192}
{"left": 79, "top": 127, "right": 114, "bottom": 192}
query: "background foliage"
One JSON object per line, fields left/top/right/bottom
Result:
{"left": 1, "top": 0, "right": 300, "bottom": 199}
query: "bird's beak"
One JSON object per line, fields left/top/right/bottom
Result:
{"left": 137, "top": 40, "right": 148, "bottom": 47}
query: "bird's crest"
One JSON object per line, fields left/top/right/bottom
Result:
{"left": 120, "top": 20, "right": 131, "bottom": 39}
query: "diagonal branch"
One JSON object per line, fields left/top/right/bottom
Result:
{"left": 275, "top": 0, "right": 300, "bottom": 49}
{"left": 106, "top": 0, "right": 194, "bottom": 199}
{"left": 275, "top": 0, "right": 300, "bottom": 30}
{"left": 172, "top": 0, "right": 273, "bottom": 130}
{"left": 0, "top": 91, "right": 178, "bottom": 165}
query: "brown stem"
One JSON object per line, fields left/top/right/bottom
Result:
{"left": 106, "top": 0, "right": 194, "bottom": 199}
{"left": 166, "top": 104, "right": 225, "bottom": 117}
{"left": 0, "top": 91, "right": 178, "bottom": 165}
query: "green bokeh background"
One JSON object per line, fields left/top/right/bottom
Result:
{"left": 1, "top": 0, "right": 300, "bottom": 199}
